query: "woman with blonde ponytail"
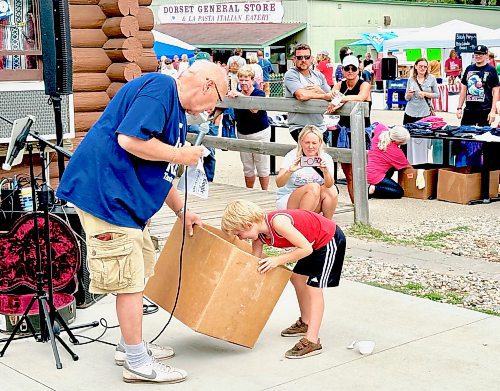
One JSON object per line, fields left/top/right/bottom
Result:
{"left": 366, "top": 124, "right": 411, "bottom": 199}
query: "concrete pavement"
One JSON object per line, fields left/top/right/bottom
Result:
{"left": 1, "top": 271, "right": 499, "bottom": 390}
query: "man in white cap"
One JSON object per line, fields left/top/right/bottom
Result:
{"left": 457, "top": 44, "right": 499, "bottom": 126}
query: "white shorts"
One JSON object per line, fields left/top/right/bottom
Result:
{"left": 276, "top": 194, "right": 291, "bottom": 210}
{"left": 237, "top": 127, "right": 271, "bottom": 177}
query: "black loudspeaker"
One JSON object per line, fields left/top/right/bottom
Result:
{"left": 40, "top": 0, "right": 73, "bottom": 95}
{"left": 381, "top": 57, "right": 398, "bottom": 80}
{"left": 50, "top": 206, "right": 106, "bottom": 308}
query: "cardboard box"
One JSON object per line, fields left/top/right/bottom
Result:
{"left": 489, "top": 170, "right": 500, "bottom": 198}
{"left": 399, "top": 166, "right": 439, "bottom": 199}
{"left": 437, "top": 168, "right": 482, "bottom": 204}
{"left": 144, "top": 221, "right": 291, "bottom": 348}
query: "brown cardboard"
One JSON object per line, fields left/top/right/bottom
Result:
{"left": 489, "top": 170, "right": 500, "bottom": 198}
{"left": 144, "top": 220, "right": 291, "bottom": 348}
{"left": 398, "top": 166, "right": 439, "bottom": 199}
{"left": 437, "top": 168, "right": 482, "bottom": 204}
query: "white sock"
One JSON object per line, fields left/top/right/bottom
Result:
{"left": 124, "top": 342, "right": 150, "bottom": 368}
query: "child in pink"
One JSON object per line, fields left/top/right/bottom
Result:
{"left": 366, "top": 123, "right": 411, "bottom": 198}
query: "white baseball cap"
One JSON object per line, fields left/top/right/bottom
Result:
{"left": 342, "top": 55, "right": 359, "bottom": 69}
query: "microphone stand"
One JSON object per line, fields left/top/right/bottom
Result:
{"left": 0, "top": 130, "right": 98, "bottom": 369}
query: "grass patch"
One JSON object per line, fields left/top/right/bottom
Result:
{"left": 348, "top": 223, "right": 472, "bottom": 250}
{"left": 347, "top": 223, "right": 413, "bottom": 246}
{"left": 422, "top": 291, "right": 443, "bottom": 301}
{"left": 403, "top": 282, "right": 423, "bottom": 291}
{"left": 360, "top": 276, "right": 498, "bottom": 316}
{"left": 476, "top": 308, "right": 500, "bottom": 317}
{"left": 445, "top": 292, "right": 464, "bottom": 305}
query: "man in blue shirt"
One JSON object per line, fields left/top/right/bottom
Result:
{"left": 257, "top": 49, "right": 274, "bottom": 97}
{"left": 57, "top": 61, "right": 227, "bottom": 384}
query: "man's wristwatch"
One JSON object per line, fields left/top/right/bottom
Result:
{"left": 457, "top": 107, "right": 463, "bottom": 110}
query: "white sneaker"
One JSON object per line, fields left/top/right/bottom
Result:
{"left": 123, "top": 358, "right": 187, "bottom": 383}
{"left": 115, "top": 341, "right": 174, "bottom": 366}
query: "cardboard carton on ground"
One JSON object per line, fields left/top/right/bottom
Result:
{"left": 398, "top": 165, "right": 439, "bottom": 199}
{"left": 144, "top": 221, "right": 291, "bottom": 348}
{"left": 488, "top": 170, "right": 500, "bottom": 198}
{"left": 437, "top": 168, "right": 482, "bottom": 204}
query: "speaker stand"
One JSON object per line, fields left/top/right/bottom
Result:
{"left": 49, "top": 94, "right": 66, "bottom": 181}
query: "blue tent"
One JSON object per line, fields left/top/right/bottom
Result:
{"left": 152, "top": 30, "right": 196, "bottom": 59}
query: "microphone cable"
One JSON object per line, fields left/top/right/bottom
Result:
{"left": 149, "top": 159, "right": 190, "bottom": 344}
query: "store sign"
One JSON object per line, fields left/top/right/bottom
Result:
{"left": 158, "top": 1, "right": 284, "bottom": 24}
{"left": 455, "top": 33, "right": 477, "bottom": 53}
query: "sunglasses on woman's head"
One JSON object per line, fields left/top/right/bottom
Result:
{"left": 295, "top": 55, "right": 311, "bottom": 61}
{"left": 343, "top": 65, "right": 357, "bottom": 72}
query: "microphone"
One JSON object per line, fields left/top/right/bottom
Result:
{"left": 2, "top": 116, "right": 36, "bottom": 171}
{"left": 193, "top": 122, "right": 210, "bottom": 146}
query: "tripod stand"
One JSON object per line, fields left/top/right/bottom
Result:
{"left": 0, "top": 135, "right": 97, "bottom": 369}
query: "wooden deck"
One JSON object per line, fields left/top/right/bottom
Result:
{"left": 149, "top": 183, "right": 353, "bottom": 246}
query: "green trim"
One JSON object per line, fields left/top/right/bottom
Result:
{"left": 330, "top": 0, "right": 500, "bottom": 10}
{"left": 191, "top": 23, "right": 307, "bottom": 50}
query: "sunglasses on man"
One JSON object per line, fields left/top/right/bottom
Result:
{"left": 295, "top": 55, "right": 311, "bottom": 61}
{"left": 343, "top": 65, "right": 358, "bottom": 72}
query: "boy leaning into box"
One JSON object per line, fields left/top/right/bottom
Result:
{"left": 221, "top": 200, "right": 346, "bottom": 359}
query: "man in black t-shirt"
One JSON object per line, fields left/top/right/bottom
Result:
{"left": 457, "top": 44, "right": 499, "bottom": 126}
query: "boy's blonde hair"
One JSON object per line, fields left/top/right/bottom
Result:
{"left": 221, "top": 200, "right": 264, "bottom": 233}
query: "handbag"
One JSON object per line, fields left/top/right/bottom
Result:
{"left": 415, "top": 79, "right": 435, "bottom": 116}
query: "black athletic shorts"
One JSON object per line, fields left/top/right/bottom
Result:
{"left": 292, "top": 226, "right": 346, "bottom": 288}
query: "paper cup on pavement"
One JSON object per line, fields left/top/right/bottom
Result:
{"left": 357, "top": 340, "right": 375, "bottom": 355}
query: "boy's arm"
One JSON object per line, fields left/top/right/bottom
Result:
{"left": 258, "top": 215, "right": 313, "bottom": 273}
{"left": 252, "top": 239, "right": 264, "bottom": 258}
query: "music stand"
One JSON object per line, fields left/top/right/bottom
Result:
{"left": 0, "top": 130, "right": 98, "bottom": 369}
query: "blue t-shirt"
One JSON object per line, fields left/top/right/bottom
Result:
{"left": 233, "top": 88, "right": 269, "bottom": 135}
{"left": 56, "top": 73, "right": 186, "bottom": 229}
{"left": 258, "top": 58, "right": 273, "bottom": 81}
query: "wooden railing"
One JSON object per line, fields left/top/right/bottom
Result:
{"left": 186, "top": 97, "right": 370, "bottom": 224}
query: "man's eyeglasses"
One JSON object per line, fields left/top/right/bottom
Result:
{"left": 208, "top": 79, "right": 223, "bottom": 102}
{"left": 346, "top": 52, "right": 353, "bottom": 55}
{"left": 295, "top": 55, "right": 311, "bottom": 61}
{"left": 343, "top": 65, "right": 358, "bottom": 72}
{"left": 473, "top": 52, "right": 486, "bottom": 56}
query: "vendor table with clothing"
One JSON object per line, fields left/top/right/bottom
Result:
{"left": 408, "top": 130, "right": 499, "bottom": 204}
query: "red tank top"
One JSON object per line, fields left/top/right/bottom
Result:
{"left": 259, "top": 210, "right": 336, "bottom": 250}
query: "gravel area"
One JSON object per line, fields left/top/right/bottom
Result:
{"left": 343, "top": 257, "right": 500, "bottom": 314}
{"left": 346, "top": 215, "right": 500, "bottom": 263}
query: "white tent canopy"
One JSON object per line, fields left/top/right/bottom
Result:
{"left": 383, "top": 20, "right": 498, "bottom": 51}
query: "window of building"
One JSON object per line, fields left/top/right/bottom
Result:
{"left": 0, "top": 0, "right": 42, "bottom": 81}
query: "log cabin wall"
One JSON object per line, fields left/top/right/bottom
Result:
{"left": 0, "top": 1, "right": 155, "bottom": 189}
{"left": 70, "top": 0, "right": 155, "bottom": 135}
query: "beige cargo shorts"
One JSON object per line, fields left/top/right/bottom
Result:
{"left": 75, "top": 207, "right": 155, "bottom": 294}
